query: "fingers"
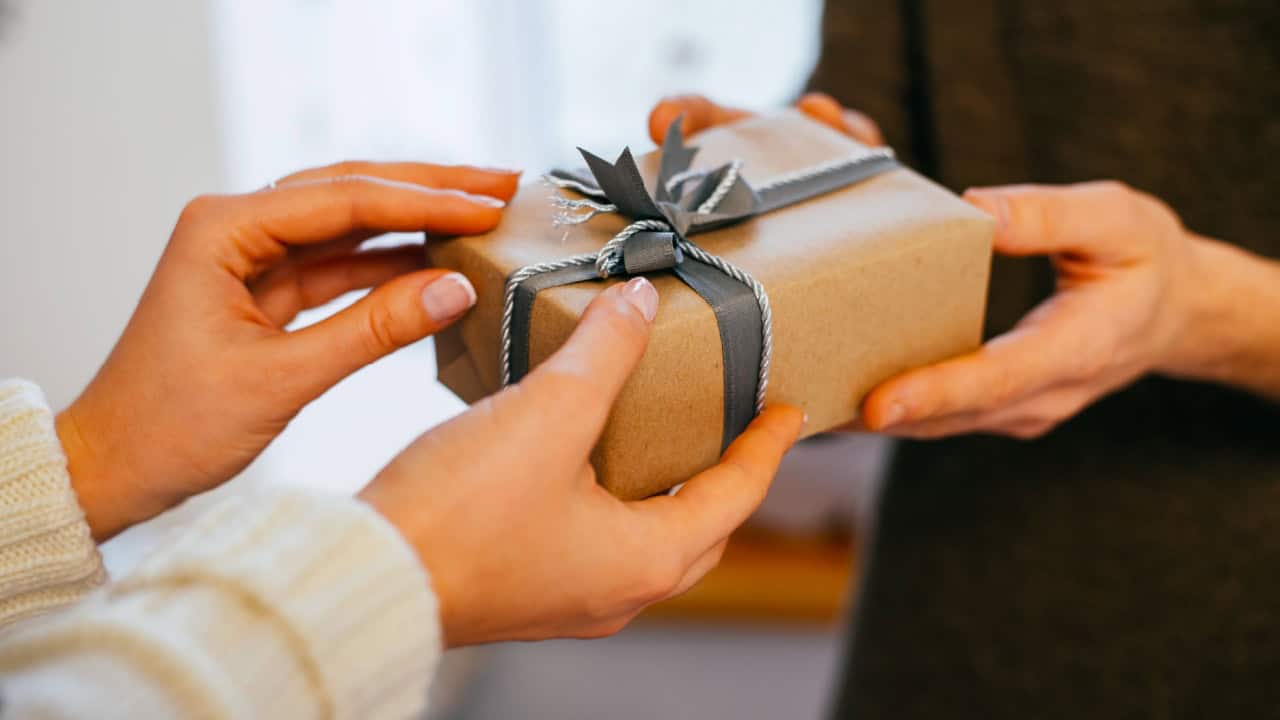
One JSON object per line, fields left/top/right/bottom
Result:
{"left": 279, "top": 268, "right": 477, "bottom": 400}
{"left": 963, "top": 181, "right": 1168, "bottom": 261}
{"left": 842, "top": 109, "right": 885, "bottom": 146}
{"left": 647, "top": 92, "right": 884, "bottom": 149}
{"left": 874, "top": 385, "right": 1089, "bottom": 441}
{"left": 795, "top": 92, "right": 884, "bottom": 146}
{"left": 273, "top": 160, "right": 521, "bottom": 204}
{"left": 206, "top": 176, "right": 508, "bottom": 281}
{"left": 636, "top": 406, "right": 804, "bottom": 561}
{"left": 517, "top": 277, "right": 660, "bottom": 448}
{"left": 257, "top": 163, "right": 519, "bottom": 267}
{"left": 861, "top": 294, "right": 1089, "bottom": 432}
{"left": 251, "top": 244, "right": 427, "bottom": 327}
{"left": 648, "top": 94, "right": 754, "bottom": 145}
{"left": 873, "top": 180, "right": 1184, "bottom": 439}
{"left": 253, "top": 176, "right": 508, "bottom": 244}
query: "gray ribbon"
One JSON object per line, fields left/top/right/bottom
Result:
{"left": 502, "top": 117, "right": 899, "bottom": 453}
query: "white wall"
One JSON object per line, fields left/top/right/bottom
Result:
{"left": 0, "top": 0, "right": 223, "bottom": 408}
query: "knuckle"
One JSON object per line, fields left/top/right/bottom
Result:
{"left": 719, "top": 456, "right": 757, "bottom": 488}
{"left": 1132, "top": 190, "right": 1182, "bottom": 232}
{"left": 329, "top": 178, "right": 364, "bottom": 229}
{"left": 799, "top": 91, "right": 838, "bottom": 110}
{"left": 362, "top": 302, "right": 403, "bottom": 357}
{"left": 980, "top": 368, "right": 1019, "bottom": 411}
{"left": 638, "top": 556, "right": 682, "bottom": 603}
{"left": 177, "top": 194, "right": 221, "bottom": 227}
{"left": 1096, "top": 179, "right": 1178, "bottom": 232}
{"left": 576, "top": 586, "right": 629, "bottom": 631}
{"left": 596, "top": 297, "right": 647, "bottom": 340}
{"left": 329, "top": 160, "right": 366, "bottom": 178}
{"left": 586, "top": 548, "right": 682, "bottom": 620}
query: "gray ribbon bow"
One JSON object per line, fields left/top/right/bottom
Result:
{"left": 501, "top": 117, "right": 898, "bottom": 453}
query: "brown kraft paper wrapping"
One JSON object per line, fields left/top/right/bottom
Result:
{"left": 428, "top": 110, "right": 994, "bottom": 499}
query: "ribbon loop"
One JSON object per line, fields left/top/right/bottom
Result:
{"left": 622, "top": 231, "right": 682, "bottom": 274}
{"left": 507, "top": 116, "right": 901, "bottom": 453}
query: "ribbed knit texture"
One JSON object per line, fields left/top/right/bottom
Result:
{"left": 0, "top": 379, "right": 442, "bottom": 719}
{"left": 0, "top": 380, "right": 105, "bottom": 626}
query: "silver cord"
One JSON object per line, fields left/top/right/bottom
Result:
{"left": 675, "top": 237, "right": 772, "bottom": 413}
{"left": 695, "top": 159, "right": 743, "bottom": 215}
{"left": 499, "top": 252, "right": 598, "bottom": 386}
{"left": 501, "top": 150, "right": 887, "bottom": 400}
{"left": 593, "top": 219, "right": 670, "bottom": 278}
{"left": 753, "top": 148, "right": 895, "bottom": 193}
{"left": 664, "top": 167, "right": 707, "bottom": 194}
{"left": 542, "top": 173, "right": 609, "bottom": 199}
{"left": 549, "top": 195, "right": 618, "bottom": 226}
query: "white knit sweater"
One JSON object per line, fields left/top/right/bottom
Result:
{"left": 0, "top": 379, "right": 442, "bottom": 719}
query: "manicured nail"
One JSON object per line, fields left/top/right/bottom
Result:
{"left": 421, "top": 272, "right": 477, "bottom": 322}
{"left": 881, "top": 401, "right": 906, "bottom": 427}
{"left": 431, "top": 187, "right": 506, "bottom": 208}
{"left": 463, "top": 192, "right": 506, "bottom": 208}
{"left": 620, "top": 277, "right": 659, "bottom": 322}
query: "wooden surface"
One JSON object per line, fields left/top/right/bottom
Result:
{"left": 642, "top": 528, "right": 858, "bottom": 625}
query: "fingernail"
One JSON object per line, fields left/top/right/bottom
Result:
{"left": 881, "top": 401, "right": 907, "bottom": 427}
{"left": 464, "top": 192, "right": 507, "bottom": 208}
{"left": 421, "top": 272, "right": 477, "bottom": 322}
{"left": 843, "top": 110, "right": 878, "bottom": 144}
{"left": 432, "top": 187, "right": 507, "bottom": 208}
{"left": 620, "top": 277, "right": 659, "bottom": 322}
{"left": 966, "top": 190, "right": 1008, "bottom": 231}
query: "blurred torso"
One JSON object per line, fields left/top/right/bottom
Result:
{"left": 812, "top": 2, "right": 1280, "bottom": 717}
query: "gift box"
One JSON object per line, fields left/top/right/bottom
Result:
{"left": 428, "top": 110, "right": 993, "bottom": 499}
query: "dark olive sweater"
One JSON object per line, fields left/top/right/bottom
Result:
{"left": 809, "top": 2, "right": 1280, "bottom": 718}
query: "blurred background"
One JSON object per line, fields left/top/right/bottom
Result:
{"left": 0, "top": 1, "right": 892, "bottom": 717}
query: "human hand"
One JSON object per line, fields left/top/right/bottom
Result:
{"left": 58, "top": 161, "right": 520, "bottom": 540}
{"left": 646, "top": 94, "right": 1273, "bottom": 438}
{"left": 361, "top": 277, "right": 805, "bottom": 647}
{"left": 861, "top": 181, "right": 1218, "bottom": 438}
{"left": 647, "top": 92, "right": 884, "bottom": 147}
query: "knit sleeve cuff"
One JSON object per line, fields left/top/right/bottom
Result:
{"left": 113, "top": 489, "right": 442, "bottom": 719}
{"left": 0, "top": 379, "right": 105, "bottom": 626}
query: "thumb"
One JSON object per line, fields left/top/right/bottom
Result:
{"left": 963, "top": 182, "right": 1148, "bottom": 262}
{"left": 517, "top": 277, "right": 659, "bottom": 450}
{"left": 636, "top": 405, "right": 805, "bottom": 562}
{"left": 282, "top": 268, "right": 477, "bottom": 400}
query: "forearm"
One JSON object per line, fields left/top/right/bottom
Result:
{"left": 0, "top": 491, "right": 441, "bottom": 720}
{"left": 1162, "top": 237, "right": 1280, "bottom": 399}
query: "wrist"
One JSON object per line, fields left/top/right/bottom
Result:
{"left": 359, "top": 480, "right": 469, "bottom": 647}
{"left": 55, "top": 404, "right": 136, "bottom": 541}
{"left": 1158, "top": 236, "right": 1280, "bottom": 390}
